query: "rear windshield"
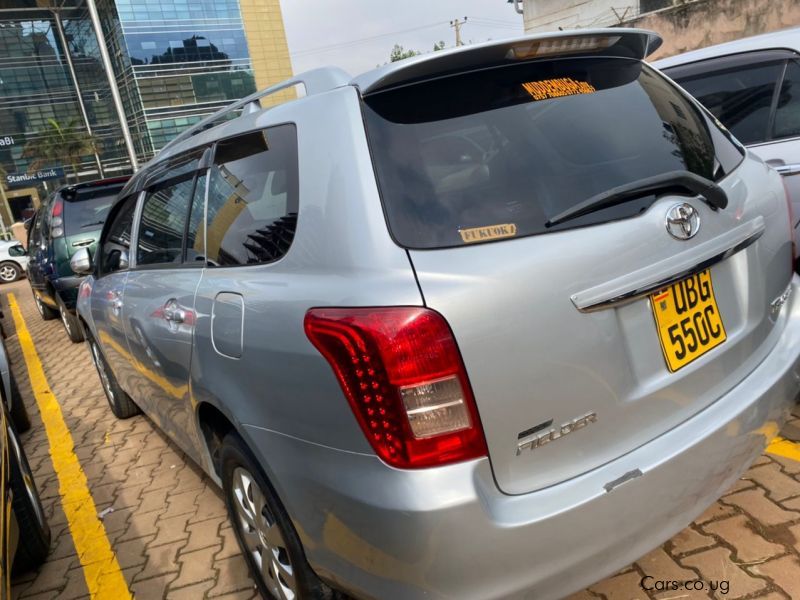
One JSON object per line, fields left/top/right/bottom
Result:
{"left": 363, "top": 57, "right": 744, "bottom": 249}
{"left": 62, "top": 185, "right": 124, "bottom": 237}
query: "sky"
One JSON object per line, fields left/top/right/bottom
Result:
{"left": 279, "top": 0, "right": 525, "bottom": 76}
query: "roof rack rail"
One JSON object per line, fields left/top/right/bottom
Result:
{"left": 159, "top": 66, "right": 352, "bottom": 154}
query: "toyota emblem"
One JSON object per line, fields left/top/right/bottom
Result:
{"left": 665, "top": 203, "right": 700, "bottom": 240}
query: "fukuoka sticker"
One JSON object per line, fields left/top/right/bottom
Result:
{"left": 459, "top": 223, "right": 517, "bottom": 244}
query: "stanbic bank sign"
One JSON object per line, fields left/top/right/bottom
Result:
{"left": 5, "top": 167, "right": 65, "bottom": 189}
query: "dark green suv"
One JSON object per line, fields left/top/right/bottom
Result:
{"left": 27, "top": 177, "right": 129, "bottom": 342}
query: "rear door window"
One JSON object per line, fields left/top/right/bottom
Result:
{"left": 205, "top": 124, "right": 298, "bottom": 266}
{"left": 773, "top": 60, "right": 800, "bottom": 140}
{"left": 62, "top": 185, "right": 125, "bottom": 237}
{"left": 363, "top": 57, "right": 742, "bottom": 249}
{"left": 673, "top": 60, "right": 783, "bottom": 145}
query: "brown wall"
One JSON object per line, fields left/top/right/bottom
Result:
{"left": 624, "top": 0, "right": 800, "bottom": 60}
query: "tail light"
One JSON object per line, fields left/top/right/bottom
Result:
{"left": 50, "top": 197, "right": 64, "bottom": 238}
{"left": 781, "top": 177, "right": 797, "bottom": 272}
{"left": 304, "top": 307, "right": 487, "bottom": 469}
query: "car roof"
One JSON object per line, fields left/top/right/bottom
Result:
{"left": 654, "top": 26, "right": 800, "bottom": 69}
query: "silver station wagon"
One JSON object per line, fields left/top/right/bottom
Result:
{"left": 74, "top": 29, "right": 800, "bottom": 600}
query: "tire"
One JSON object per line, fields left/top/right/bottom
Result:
{"left": 88, "top": 337, "right": 140, "bottom": 419}
{"left": 57, "top": 296, "right": 84, "bottom": 343}
{"left": 8, "top": 420, "right": 50, "bottom": 573}
{"left": 33, "top": 291, "right": 57, "bottom": 321}
{"left": 7, "top": 372, "right": 30, "bottom": 433}
{"left": 0, "top": 262, "right": 20, "bottom": 284}
{"left": 221, "top": 432, "right": 334, "bottom": 600}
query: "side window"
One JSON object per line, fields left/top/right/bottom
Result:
{"left": 205, "top": 124, "right": 298, "bottom": 266}
{"left": 99, "top": 195, "right": 137, "bottom": 276}
{"left": 27, "top": 213, "right": 40, "bottom": 249}
{"left": 773, "top": 60, "right": 800, "bottom": 140}
{"left": 8, "top": 245, "right": 26, "bottom": 257}
{"left": 136, "top": 177, "right": 194, "bottom": 267}
{"left": 676, "top": 61, "right": 783, "bottom": 145}
{"left": 185, "top": 173, "right": 207, "bottom": 264}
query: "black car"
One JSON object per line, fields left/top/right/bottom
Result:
{"left": 27, "top": 177, "right": 129, "bottom": 342}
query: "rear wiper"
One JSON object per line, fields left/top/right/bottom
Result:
{"left": 545, "top": 170, "right": 728, "bottom": 228}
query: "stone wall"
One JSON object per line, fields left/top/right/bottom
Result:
{"left": 624, "top": 0, "right": 800, "bottom": 60}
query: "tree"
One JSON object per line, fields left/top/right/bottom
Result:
{"left": 22, "top": 118, "right": 99, "bottom": 180}
{"left": 389, "top": 44, "right": 421, "bottom": 62}
{"left": 388, "top": 41, "right": 446, "bottom": 63}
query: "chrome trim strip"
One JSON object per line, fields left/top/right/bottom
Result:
{"left": 774, "top": 163, "right": 800, "bottom": 175}
{"left": 572, "top": 219, "right": 764, "bottom": 313}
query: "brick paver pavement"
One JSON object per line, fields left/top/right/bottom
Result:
{"left": 5, "top": 282, "right": 257, "bottom": 600}
{"left": 3, "top": 279, "right": 800, "bottom": 600}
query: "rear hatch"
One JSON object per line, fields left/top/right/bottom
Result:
{"left": 362, "top": 50, "right": 794, "bottom": 494}
{"left": 61, "top": 183, "right": 125, "bottom": 259}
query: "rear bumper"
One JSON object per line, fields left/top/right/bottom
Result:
{"left": 244, "top": 276, "right": 800, "bottom": 600}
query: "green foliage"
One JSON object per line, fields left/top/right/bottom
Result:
{"left": 388, "top": 40, "right": 446, "bottom": 63}
{"left": 22, "top": 118, "right": 99, "bottom": 179}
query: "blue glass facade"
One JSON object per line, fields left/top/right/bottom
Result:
{"left": 0, "top": 11, "right": 128, "bottom": 190}
{"left": 0, "top": 0, "right": 283, "bottom": 205}
{"left": 113, "top": 0, "right": 258, "bottom": 152}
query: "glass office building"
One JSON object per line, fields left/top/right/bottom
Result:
{"left": 0, "top": 0, "right": 293, "bottom": 222}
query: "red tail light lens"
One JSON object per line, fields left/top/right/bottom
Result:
{"left": 51, "top": 197, "right": 63, "bottom": 218}
{"left": 304, "top": 307, "right": 487, "bottom": 469}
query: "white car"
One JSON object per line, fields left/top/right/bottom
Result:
{"left": 0, "top": 240, "right": 28, "bottom": 283}
{"left": 655, "top": 28, "right": 800, "bottom": 255}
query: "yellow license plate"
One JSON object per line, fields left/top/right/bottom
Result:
{"left": 650, "top": 270, "right": 727, "bottom": 372}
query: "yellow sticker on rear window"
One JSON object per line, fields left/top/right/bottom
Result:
{"left": 459, "top": 223, "right": 517, "bottom": 244}
{"left": 522, "top": 78, "right": 596, "bottom": 101}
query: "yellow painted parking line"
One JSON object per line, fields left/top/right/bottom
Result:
{"left": 767, "top": 435, "right": 800, "bottom": 462}
{"left": 8, "top": 294, "right": 132, "bottom": 599}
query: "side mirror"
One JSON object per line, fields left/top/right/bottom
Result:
{"left": 70, "top": 247, "right": 93, "bottom": 275}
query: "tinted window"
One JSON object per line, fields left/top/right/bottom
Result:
{"left": 205, "top": 125, "right": 298, "bottom": 266}
{"left": 675, "top": 61, "right": 782, "bottom": 145}
{"left": 137, "top": 177, "right": 194, "bottom": 266}
{"left": 185, "top": 173, "right": 207, "bottom": 264}
{"left": 773, "top": 61, "right": 800, "bottom": 140}
{"left": 364, "top": 58, "right": 742, "bottom": 249}
{"left": 99, "top": 196, "right": 137, "bottom": 276}
{"left": 62, "top": 185, "right": 125, "bottom": 237}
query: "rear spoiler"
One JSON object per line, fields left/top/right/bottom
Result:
{"left": 351, "top": 28, "right": 662, "bottom": 96}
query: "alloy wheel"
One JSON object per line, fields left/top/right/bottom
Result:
{"left": 231, "top": 467, "right": 296, "bottom": 600}
{"left": 0, "top": 265, "right": 17, "bottom": 282}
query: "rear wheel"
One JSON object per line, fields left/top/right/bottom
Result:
{"left": 8, "top": 420, "right": 50, "bottom": 573}
{"left": 0, "top": 262, "right": 20, "bottom": 284}
{"left": 88, "top": 337, "right": 139, "bottom": 419}
{"left": 33, "top": 292, "right": 57, "bottom": 321}
{"left": 57, "top": 297, "right": 84, "bottom": 343}
{"left": 221, "top": 433, "right": 333, "bottom": 600}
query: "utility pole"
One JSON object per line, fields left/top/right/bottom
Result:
{"left": 450, "top": 16, "right": 467, "bottom": 47}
